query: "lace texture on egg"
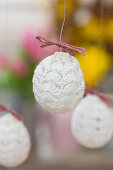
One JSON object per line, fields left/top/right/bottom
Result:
{"left": 71, "top": 94, "right": 113, "bottom": 148}
{"left": 0, "top": 113, "right": 31, "bottom": 167}
{"left": 33, "top": 52, "right": 85, "bottom": 113}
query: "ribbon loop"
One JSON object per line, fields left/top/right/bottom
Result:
{"left": 36, "top": 36, "right": 85, "bottom": 56}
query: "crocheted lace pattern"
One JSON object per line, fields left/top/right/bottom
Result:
{"left": 33, "top": 52, "right": 85, "bottom": 113}
{"left": 0, "top": 113, "right": 31, "bottom": 167}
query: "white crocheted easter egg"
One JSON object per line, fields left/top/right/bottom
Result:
{"left": 71, "top": 94, "right": 113, "bottom": 148}
{"left": 0, "top": 113, "right": 31, "bottom": 167}
{"left": 33, "top": 52, "right": 85, "bottom": 114}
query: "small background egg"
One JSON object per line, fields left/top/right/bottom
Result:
{"left": 71, "top": 94, "right": 113, "bottom": 148}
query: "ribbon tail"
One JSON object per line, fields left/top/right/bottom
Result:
{"left": 97, "top": 92, "right": 113, "bottom": 99}
{"left": 40, "top": 44, "right": 54, "bottom": 48}
{"left": 85, "top": 84, "right": 113, "bottom": 107}
{"left": 62, "top": 43, "right": 85, "bottom": 56}
{"left": 0, "top": 105, "right": 8, "bottom": 111}
{"left": 76, "top": 49, "right": 85, "bottom": 56}
{"left": 98, "top": 95, "right": 112, "bottom": 107}
{"left": 0, "top": 104, "right": 23, "bottom": 121}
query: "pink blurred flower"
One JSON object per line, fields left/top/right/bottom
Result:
{"left": 21, "top": 29, "right": 67, "bottom": 62}
{"left": 10, "top": 59, "right": 28, "bottom": 77}
{"left": 22, "top": 30, "right": 44, "bottom": 62}
{"left": 21, "top": 28, "right": 62, "bottom": 62}
{"left": 0, "top": 54, "right": 8, "bottom": 69}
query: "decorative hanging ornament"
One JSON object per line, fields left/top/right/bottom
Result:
{"left": 0, "top": 105, "right": 31, "bottom": 167}
{"left": 33, "top": 36, "right": 85, "bottom": 114}
{"left": 71, "top": 94, "right": 113, "bottom": 148}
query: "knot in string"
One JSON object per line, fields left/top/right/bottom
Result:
{"left": 36, "top": 36, "right": 85, "bottom": 56}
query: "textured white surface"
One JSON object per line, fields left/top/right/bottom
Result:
{"left": 33, "top": 52, "right": 85, "bottom": 114}
{"left": 0, "top": 113, "right": 31, "bottom": 167}
{"left": 71, "top": 94, "right": 113, "bottom": 148}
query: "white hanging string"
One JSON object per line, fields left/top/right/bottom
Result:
{"left": 59, "top": 0, "right": 66, "bottom": 52}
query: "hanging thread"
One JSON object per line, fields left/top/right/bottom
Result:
{"left": 60, "top": 0, "right": 66, "bottom": 52}
{"left": 36, "top": 0, "right": 85, "bottom": 56}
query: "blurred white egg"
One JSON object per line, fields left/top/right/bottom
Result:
{"left": 71, "top": 94, "right": 113, "bottom": 148}
{"left": 0, "top": 113, "right": 31, "bottom": 167}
